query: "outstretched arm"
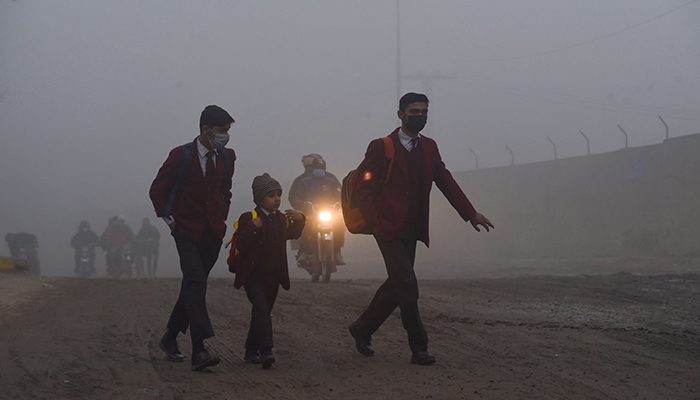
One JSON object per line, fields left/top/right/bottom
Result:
{"left": 429, "top": 140, "right": 493, "bottom": 233}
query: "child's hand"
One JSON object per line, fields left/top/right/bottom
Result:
{"left": 284, "top": 209, "right": 303, "bottom": 222}
{"left": 252, "top": 217, "right": 263, "bottom": 228}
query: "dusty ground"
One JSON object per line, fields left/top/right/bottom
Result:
{"left": 1, "top": 262, "right": 700, "bottom": 400}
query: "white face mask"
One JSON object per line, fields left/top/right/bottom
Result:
{"left": 206, "top": 127, "right": 230, "bottom": 149}
{"left": 312, "top": 169, "right": 326, "bottom": 178}
{"left": 209, "top": 133, "right": 229, "bottom": 149}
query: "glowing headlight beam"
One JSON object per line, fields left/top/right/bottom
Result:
{"left": 319, "top": 211, "right": 332, "bottom": 221}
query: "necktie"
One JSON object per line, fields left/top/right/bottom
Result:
{"left": 268, "top": 212, "right": 275, "bottom": 222}
{"left": 410, "top": 137, "right": 420, "bottom": 151}
{"left": 205, "top": 151, "right": 215, "bottom": 182}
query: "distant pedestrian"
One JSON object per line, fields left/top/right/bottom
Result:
{"left": 348, "top": 93, "right": 494, "bottom": 365}
{"left": 135, "top": 217, "right": 161, "bottom": 278}
{"left": 149, "top": 105, "right": 236, "bottom": 371}
{"left": 228, "top": 173, "right": 306, "bottom": 369}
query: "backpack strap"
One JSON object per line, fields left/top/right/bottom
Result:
{"left": 220, "top": 147, "right": 232, "bottom": 176}
{"left": 163, "top": 142, "right": 195, "bottom": 217}
{"left": 380, "top": 136, "right": 395, "bottom": 183}
{"left": 218, "top": 148, "right": 233, "bottom": 203}
{"left": 227, "top": 210, "right": 257, "bottom": 248}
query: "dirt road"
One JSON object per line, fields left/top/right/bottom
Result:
{"left": 1, "top": 269, "right": 699, "bottom": 399}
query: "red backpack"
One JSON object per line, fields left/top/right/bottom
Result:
{"left": 226, "top": 210, "right": 257, "bottom": 273}
{"left": 341, "top": 136, "right": 395, "bottom": 234}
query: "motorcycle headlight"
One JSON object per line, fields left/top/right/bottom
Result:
{"left": 319, "top": 211, "right": 332, "bottom": 222}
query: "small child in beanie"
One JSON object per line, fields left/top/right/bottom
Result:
{"left": 230, "top": 173, "right": 305, "bottom": 369}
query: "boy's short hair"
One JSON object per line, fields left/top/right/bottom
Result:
{"left": 399, "top": 92, "right": 429, "bottom": 112}
{"left": 199, "top": 105, "right": 235, "bottom": 129}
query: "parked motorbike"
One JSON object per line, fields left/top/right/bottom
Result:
{"left": 75, "top": 246, "right": 94, "bottom": 278}
{"left": 298, "top": 202, "right": 340, "bottom": 283}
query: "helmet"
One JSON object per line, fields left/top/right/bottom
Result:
{"left": 302, "top": 153, "right": 323, "bottom": 168}
{"left": 312, "top": 158, "right": 326, "bottom": 170}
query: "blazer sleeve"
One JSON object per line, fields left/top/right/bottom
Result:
{"left": 149, "top": 146, "right": 183, "bottom": 217}
{"left": 286, "top": 214, "right": 306, "bottom": 240}
{"left": 430, "top": 140, "right": 478, "bottom": 222}
{"left": 354, "top": 138, "right": 387, "bottom": 235}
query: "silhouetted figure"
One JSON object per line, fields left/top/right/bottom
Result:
{"left": 136, "top": 217, "right": 161, "bottom": 278}
{"left": 101, "top": 215, "right": 135, "bottom": 278}
{"left": 5, "top": 232, "right": 40, "bottom": 274}
{"left": 70, "top": 220, "right": 100, "bottom": 277}
{"left": 290, "top": 156, "right": 346, "bottom": 266}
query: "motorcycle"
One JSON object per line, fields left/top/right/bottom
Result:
{"left": 75, "top": 246, "right": 94, "bottom": 278}
{"left": 106, "top": 242, "right": 134, "bottom": 279}
{"left": 16, "top": 244, "right": 40, "bottom": 275}
{"left": 298, "top": 202, "right": 340, "bottom": 283}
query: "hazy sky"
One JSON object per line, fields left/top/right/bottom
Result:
{"left": 1, "top": 0, "right": 699, "bottom": 274}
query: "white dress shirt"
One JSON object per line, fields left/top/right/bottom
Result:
{"left": 398, "top": 128, "right": 421, "bottom": 151}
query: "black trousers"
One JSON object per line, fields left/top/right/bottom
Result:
{"left": 243, "top": 274, "right": 280, "bottom": 353}
{"left": 167, "top": 224, "right": 221, "bottom": 343}
{"left": 352, "top": 228, "right": 428, "bottom": 353}
{"left": 138, "top": 249, "right": 159, "bottom": 277}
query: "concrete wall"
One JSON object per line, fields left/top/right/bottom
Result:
{"left": 423, "top": 133, "right": 700, "bottom": 266}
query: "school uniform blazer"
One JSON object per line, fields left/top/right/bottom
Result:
{"left": 149, "top": 138, "right": 236, "bottom": 243}
{"left": 233, "top": 207, "right": 306, "bottom": 290}
{"left": 354, "top": 128, "right": 477, "bottom": 246}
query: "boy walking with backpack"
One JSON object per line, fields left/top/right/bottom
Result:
{"left": 228, "top": 173, "right": 305, "bottom": 369}
{"left": 149, "top": 105, "right": 235, "bottom": 371}
{"left": 347, "top": 93, "right": 494, "bottom": 365}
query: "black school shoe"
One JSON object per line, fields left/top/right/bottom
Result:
{"left": 348, "top": 323, "right": 374, "bottom": 356}
{"left": 261, "top": 353, "right": 275, "bottom": 369}
{"left": 191, "top": 349, "right": 221, "bottom": 371}
{"left": 410, "top": 350, "right": 436, "bottom": 365}
{"left": 159, "top": 337, "right": 185, "bottom": 362}
{"left": 244, "top": 350, "right": 262, "bottom": 364}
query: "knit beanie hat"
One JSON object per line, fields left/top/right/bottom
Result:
{"left": 252, "top": 173, "right": 282, "bottom": 205}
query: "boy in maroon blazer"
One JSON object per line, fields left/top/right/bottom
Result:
{"left": 348, "top": 93, "right": 494, "bottom": 365}
{"left": 230, "top": 173, "right": 305, "bottom": 369}
{"left": 149, "top": 105, "right": 235, "bottom": 371}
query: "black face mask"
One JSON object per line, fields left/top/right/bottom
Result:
{"left": 406, "top": 115, "right": 427, "bottom": 133}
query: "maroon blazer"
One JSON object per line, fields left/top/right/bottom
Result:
{"left": 232, "top": 207, "right": 306, "bottom": 290}
{"left": 354, "top": 128, "right": 477, "bottom": 246}
{"left": 149, "top": 138, "right": 236, "bottom": 243}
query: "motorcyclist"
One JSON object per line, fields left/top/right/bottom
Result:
{"left": 289, "top": 154, "right": 324, "bottom": 260}
{"left": 4, "top": 232, "right": 40, "bottom": 274}
{"left": 289, "top": 153, "right": 325, "bottom": 209}
{"left": 293, "top": 158, "right": 346, "bottom": 265}
{"left": 101, "top": 215, "right": 135, "bottom": 275}
{"left": 70, "top": 220, "right": 100, "bottom": 275}
{"left": 135, "top": 217, "right": 161, "bottom": 278}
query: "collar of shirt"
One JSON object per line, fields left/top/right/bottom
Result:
{"left": 260, "top": 208, "right": 275, "bottom": 219}
{"left": 398, "top": 128, "right": 421, "bottom": 151}
{"left": 196, "top": 138, "right": 217, "bottom": 174}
